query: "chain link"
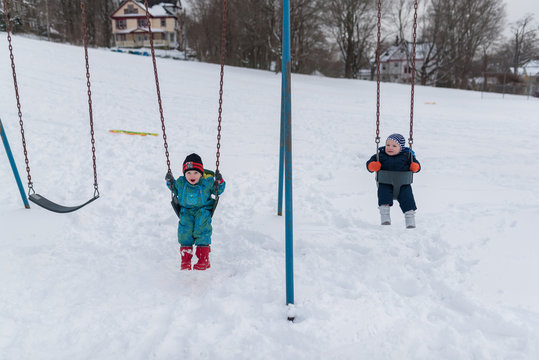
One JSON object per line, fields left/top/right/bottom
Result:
{"left": 215, "top": 0, "right": 227, "bottom": 175}
{"left": 374, "top": 0, "right": 417, "bottom": 160}
{"left": 409, "top": 0, "right": 418, "bottom": 149}
{"left": 3, "top": 0, "right": 34, "bottom": 193}
{"left": 80, "top": 1, "right": 99, "bottom": 195}
{"left": 3, "top": 0, "right": 99, "bottom": 195}
{"left": 375, "top": 0, "right": 382, "bottom": 161}
{"left": 144, "top": 0, "right": 171, "bottom": 174}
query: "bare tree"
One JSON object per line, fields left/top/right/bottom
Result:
{"left": 289, "top": 0, "right": 328, "bottom": 74}
{"left": 387, "top": 0, "right": 414, "bottom": 44}
{"left": 186, "top": 0, "right": 329, "bottom": 74}
{"left": 508, "top": 14, "right": 538, "bottom": 74}
{"left": 489, "top": 14, "right": 538, "bottom": 80}
{"left": 186, "top": 0, "right": 223, "bottom": 63}
{"left": 1, "top": 1, "right": 127, "bottom": 47}
{"left": 325, "top": 0, "right": 378, "bottom": 78}
{"left": 228, "top": 0, "right": 278, "bottom": 69}
{"left": 426, "top": 0, "right": 505, "bottom": 88}
{"left": 1, "top": 0, "right": 30, "bottom": 33}
{"left": 96, "top": 0, "right": 115, "bottom": 47}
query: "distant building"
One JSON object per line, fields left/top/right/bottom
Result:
{"left": 518, "top": 60, "right": 539, "bottom": 79}
{"left": 379, "top": 42, "right": 436, "bottom": 83}
{"left": 357, "top": 69, "right": 371, "bottom": 81}
{"left": 110, "top": 0, "right": 181, "bottom": 49}
{"left": 519, "top": 60, "right": 539, "bottom": 97}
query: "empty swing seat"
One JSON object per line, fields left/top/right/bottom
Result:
{"left": 29, "top": 193, "right": 99, "bottom": 213}
{"left": 376, "top": 170, "right": 413, "bottom": 199}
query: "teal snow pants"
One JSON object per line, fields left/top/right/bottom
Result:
{"left": 178, "top": 207, "right": 212, "bottom": 246}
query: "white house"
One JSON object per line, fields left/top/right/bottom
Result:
{"left": 110, "top": 0, "right": 182, "bottom": 49}
{"left": 379, "top": 42, "right": 436, "bottom": 83}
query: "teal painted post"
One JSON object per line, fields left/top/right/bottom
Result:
{"left": 282, "top": 0, "right": 294, "bottom": 311}
{"left": 0, "top": 118, "right": 30, "bottom": 208}
{"left": 277, "top": 78, "right": 285, "bottom": 216}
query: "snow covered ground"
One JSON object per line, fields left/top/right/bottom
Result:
{"left": 1, "top": 34, "right": 539, "bottom": 359}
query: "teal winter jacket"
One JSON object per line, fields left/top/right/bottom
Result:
{"left": 167, "top": 176, "right": 226, "bottom": 210}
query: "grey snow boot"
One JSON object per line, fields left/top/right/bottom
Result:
{"left": 379, "top": 205, "right": 391, "bottom": 225}
{"left": 405, "top": 210, "right": 416, "bottom": 229}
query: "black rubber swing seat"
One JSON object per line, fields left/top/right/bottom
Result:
{"left": 169, "top": 169, "right": 220, "bottom": 218}
{"left": 29, "top": 193, "right": 99, "bottom": 213}
{"left": 376, "top": 170, "right": 413, "bottom": 199}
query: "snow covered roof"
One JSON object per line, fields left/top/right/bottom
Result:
{"left": 112, "top": 1, "right": 177, "bottom": 18}
{"left": 139, "top": 26, "right": 165, "bottom": 33}
{"left": 379, "top": 45, "right": 401, "bottom": 62}
{"left": 115, "top": 27, "right": 165, "bottom": 34}
{"left": 379, "top": 42, "right": 434, "bottom": 62}
{"left": 133, "top": 1, "right": 177, "bottom": 17}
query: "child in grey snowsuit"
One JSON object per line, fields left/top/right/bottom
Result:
{"left": 166, "top": 153, "right": 226, "bottom": 270}
{"left": 366, "top": 133, "right": 420, "bottom": 228}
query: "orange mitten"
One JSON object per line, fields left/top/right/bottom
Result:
{"left": 368, "top": 161, "right": 382, "bottom": 172}
{"left": 409, "top": 162, "right": 420, "bottom": 173}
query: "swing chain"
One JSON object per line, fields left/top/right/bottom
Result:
{"left": 81, "top": 0, "right": 99, "bottom": 194}
{"left": 215, "top": 0, "right": 228, "bottom": 175}
{"left": 375, "top": 0, "right": 382, "bottom": 162}
{"left": 409, "top": 0, "right": 418, "bottom": 148}
{"left": 2, "top": 0, "right": 34, "bottom": 191}
{"left": 214, "top": 0, "right": 227, "bottom": 197}
{"left": 144, "top": 0, "right": 171, "bottom": 174}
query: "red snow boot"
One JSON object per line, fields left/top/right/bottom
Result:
{"left": 180, "top": 246, "right": 194, "bottom": 270}
{"left": 193, "top": 246, "right": 211, "bottom": 270}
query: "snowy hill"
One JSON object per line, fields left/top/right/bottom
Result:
{"left": 1, "top": 34, "right": 539, "bottom": 359}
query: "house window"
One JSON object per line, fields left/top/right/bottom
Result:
{"left": 116, "top": 19, "right": 126, "bottom": 30}
{"left": 170, "top": 33, "right": 175, "bottom": 42}
{"left": 137, "top": 18, "right": 148, "bottom": 27}
{"left": 162, "top": 33, "right": 166, "bottom": 40}
{"left": 382, "top": 65, "right": 386, "bottom": 70}
{"left": 125, "top": 4, "right": 138, "bottom": 14}
{"left": 161, "top": 19, "right": 166, "bottom": 27}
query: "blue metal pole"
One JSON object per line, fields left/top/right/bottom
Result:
{"left": 277, "top": 75, "right": 285, "bottom": 216}
{"left": 282, "top": 0, "right": 294, "bottom": 309}
{"left": 0, "top": 118, "right": 30, "bottom": 209}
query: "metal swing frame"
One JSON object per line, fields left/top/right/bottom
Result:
{"left": 2, "top": 0, "right": 99, "bottom": 213}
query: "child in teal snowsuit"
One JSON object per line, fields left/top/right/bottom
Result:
{"left": 166, "top": 153, "right": 225, "bottom": 270}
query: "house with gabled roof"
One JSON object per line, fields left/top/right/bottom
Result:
{"left": 379, "top": 41, "right": 436, "bottom": 83}
{"left": 110, "top": 0, "right": 181, "bottom": 49}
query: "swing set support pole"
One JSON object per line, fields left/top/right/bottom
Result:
{"left": 277, "top": 79, "right": 285, "bottom": 216}
{"left": 281, "top": 0, "right": 294, "bottom": 320}
{"left": 0, "top": 118, "right": 30, "bottom": 209}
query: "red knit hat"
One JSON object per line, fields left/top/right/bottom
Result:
{"left": 183, "top": 153, "right": 204, "bottom": 175}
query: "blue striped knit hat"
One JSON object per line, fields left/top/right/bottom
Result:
{"left": 387, "top": 133, "right": 405, "bottom": 150}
